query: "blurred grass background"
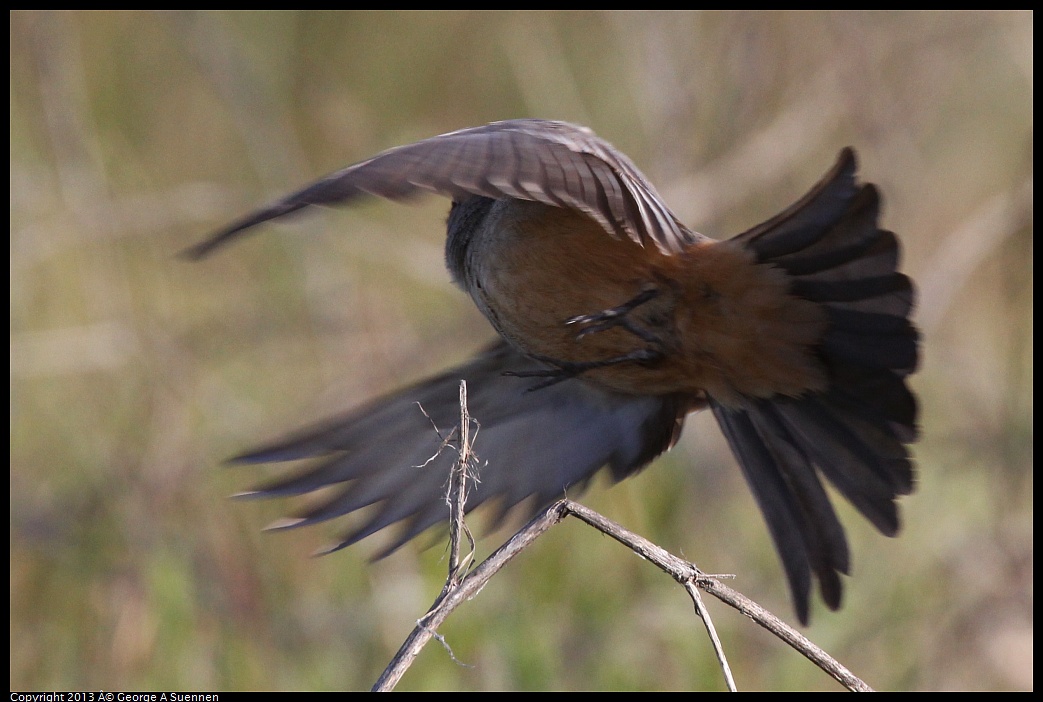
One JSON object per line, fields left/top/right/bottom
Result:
{"left": 9, "top": 10, "right": 1032, "bottom": 691}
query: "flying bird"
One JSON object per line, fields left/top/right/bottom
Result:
{"left": 187, "top": 120, "right": 919, "bottom": 624}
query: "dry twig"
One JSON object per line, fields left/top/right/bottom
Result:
{"left": 373, "top": 384, "right": 873, "bottom": 692}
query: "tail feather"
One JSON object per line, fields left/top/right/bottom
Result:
{"left": 827, "top": 358, "right": 919, "bottom": 436}
{"left": 715, "top": 148, "right": 918, "bottom": 622}
{"left": 826, "top": 307, "right": 913, "bottom": 334}
{"left": 769, "top": 184, "right": 888, "bottom": 275}
{"left": 731, "top": 148, "right": 860, "bottom": 260}
{"left": 771, "top": 400, "right": 903, "bottom": 534}
{"left": 822, "top": 327, "right": 919, "bottom": 373}
{"left": 712, "top": 403, "right": 847, "bottom": 622}
{"left": 792, "top": 272, "right": 912, "bottom": 305}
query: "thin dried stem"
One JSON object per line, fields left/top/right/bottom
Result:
{"left": 561, "top": 501, "right": 872, "bottom": 691}
{"left": 445, "top": 380, "right": 476, "bottom": 591}
{"left": 685, "top": 580, "right": 736, "bottom": 691}
{"left": 373, "top": 503, "right": 568, "bottom": 691}
{"left": 373, "top": 389, "right": 871, "bottom": 692}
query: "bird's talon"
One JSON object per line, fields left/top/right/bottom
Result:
{"left": 566, "top": 287, "right": 661, "bottom": 342}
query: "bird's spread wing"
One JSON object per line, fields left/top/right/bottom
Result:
{"left": 183, "top": 120, "right": 696, "bottom": 260}
{"left": 232, "top": 342, "right": 691, "bottom": 558}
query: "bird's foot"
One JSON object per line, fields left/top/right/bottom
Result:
{"left": 566, "top": 287, "right": 660, "bottom": 344}
{"left": 505, "top": 347, "right": 664, "bottom": 390}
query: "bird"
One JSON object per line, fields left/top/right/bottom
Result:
{"left": 186, "top": 119, "right": 919, "bottom": 625}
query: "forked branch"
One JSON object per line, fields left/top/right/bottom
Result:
{"left": 373, "top": 383, "right": 872, "bottom": 692}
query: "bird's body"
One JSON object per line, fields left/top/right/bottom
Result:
{"left": 450, "top": 197, "right": 829, "bottom": 402}
{"left": 188, "top": 120, "right": 919, "bottom": 623}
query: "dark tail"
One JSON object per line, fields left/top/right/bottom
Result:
{"left": 714, "top": 148, "right": 919, "bottom": 623}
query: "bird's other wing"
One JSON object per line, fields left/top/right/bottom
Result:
{"left": 183, "top": 119, "right": 697, "bottom": 260}
{"left": 231, "top": 341, "right": 691, "bottom": 558}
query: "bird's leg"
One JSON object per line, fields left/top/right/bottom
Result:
{"left": 566, "top": 287, "right": 660, "bottom": 344}
{"left": 504, "top": 347, "right": 665, "bottom": 390}
{"left": 505, "top": 287, "right": 670, "bottom": 389}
